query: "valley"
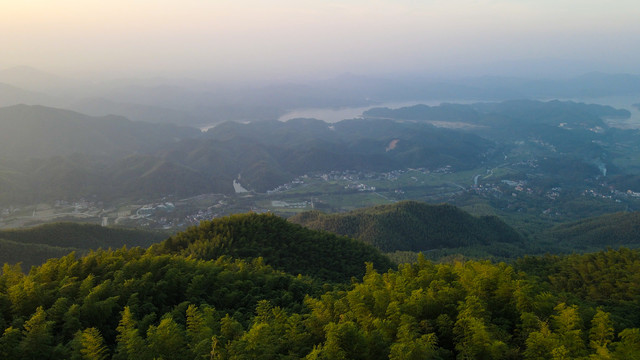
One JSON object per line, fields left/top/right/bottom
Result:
{"left": 2, "top": 145, "right": 637, "bottom": 238}
{"left": 4, "top": 99, "right": 640, "bottom": 245}
{"left": 2, "top": 158, "right": 637, "bottom": 255}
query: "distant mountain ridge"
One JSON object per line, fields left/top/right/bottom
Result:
{"left": 70, "top": 97, "right": 201, "bottom": 125}
{"left": 0, "top": 66, "right": 65, "bottom": 92}
{"left": 2, "top": 66, "right": 640, "bottom": 127}
{"left": 364, "top": 99, "right": 630, "bottom": 126}
{"left": 0, "top": 83, "right": 55, "bottom": 107}
{"left": 0, "top": 104, "right": 200, "bottom": 160}
{"left": 289, "top": 200, "right": 523, "bottom": 252}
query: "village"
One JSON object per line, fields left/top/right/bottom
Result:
{"left": 3, "top": 162, "right": 640, "bottom": 231}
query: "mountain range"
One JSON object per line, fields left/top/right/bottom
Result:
{"left": 0, "top": 98, "right": 636, "bottom": 204}
{"left": 0, "top": 104, "right": 498, "bottom": 202}
{"left": 2, "top": 66, "right": 640, "bottom": 125}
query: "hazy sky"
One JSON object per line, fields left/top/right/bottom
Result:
{"left": 2, "top": 0, "right": 639, "bottom": 80}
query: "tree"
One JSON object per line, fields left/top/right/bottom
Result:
{"left": 389, "top": 315, "right": 439, "bottom": 360}
{"left": 307, "top": 321, "right": 371, "bottom": 360}
{"left": 146, "top": 315, "right": 188, "bottom": 360}
{"left": 219, "top": 314, "right": 244, "bottom": 344}
{"left": 524, "top": 321, "right": 558, "bottom": 360}
{"left": 589, "top": 309, "right": 614, "bottom": 357}
{"left": 73, "top": 327, "right": 108, "bottom": 360}
{"left": 186, "top": 304, "right": 215, "bottom": 359}
{"left": 114, "top": 306, "right": 148, "bottom": 360}
{"left": 551, "top": 303, "right": 586, "bottom": 357}
{"left": 454, "top": 296, "right": 507, "bottom": 359}
{"left": 19, "top": 306, "right": 54, "bottom": 360}
{"left": 612, "top": 328, "right": 640, "bottom": 360}
{"left": 0, "top": 326, "right": 22, "bottom": 359}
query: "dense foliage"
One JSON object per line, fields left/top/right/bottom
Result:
{"left": 150, "top": 213, "right": 395, "bottom": 283}
{"left": 0, "top": 249, "right": 320, "bottom": 359}
{"left": 290, "top": 201, "right": 523, "bottom": 252}
{"left": 515, "top": 248, "right": 640, "bottom": 330}
{"left": 2, "top": 245, "right": 640, "bottom": 359}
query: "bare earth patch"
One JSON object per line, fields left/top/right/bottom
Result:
{"left": 386, "top": 139, "right": 399, "bottom": 152}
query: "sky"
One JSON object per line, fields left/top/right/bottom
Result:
{"left": 1, "top": 0, "right": 639, "bottom": 81}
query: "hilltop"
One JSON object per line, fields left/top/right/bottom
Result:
{"left": 289, "top": 200, "right": 523, "bottom": 252}
{"left": 149, "top": 212, "right": 394, "bottom": 282}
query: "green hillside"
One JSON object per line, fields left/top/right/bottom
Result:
{"left": 0, "top": 222, "right": 166, "bottom": 250}
{"left": 0, "top": 238, "right": 76, "bottom": 270}
{"left": 0, "top": 222, "right": 167, "bottom": 268}
{"left": 149, "top": 212, "right": 394, "bottom": 282}
{"left": 290, "top": 201, "right": 523, "bottom": 252}
{"left": 104, "top": 154, "right": 230, "bottom": 198}
{"left": 544, "top": 211, "right": 640, "bottom": 250}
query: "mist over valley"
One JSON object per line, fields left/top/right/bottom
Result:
{"left": 3, "top": 1, "right": 640, "bottom": 358}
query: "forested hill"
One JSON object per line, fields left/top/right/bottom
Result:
{"left": 0, "top": 222, "right": 166, "bottom": 249}
{"left": 0, "top": 214, "right": 394, "bottom": 278}
{"left": 543, "top": 211, "right": 640, "bottom": 250}
{"left": 289, "top": 200, "right": 523, "bottom": 252}
{"left": 363, "top": 100, "right": 630, "bottom": 126}
{"left": 149, "top": 212, "right": 394, "bottom": 282}
{"left": 0, "top": 222, "right": 168, "bottom": 269}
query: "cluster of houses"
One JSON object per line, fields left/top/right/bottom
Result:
{"left": 271, "top": 200, "right": 313, "bottom": 208}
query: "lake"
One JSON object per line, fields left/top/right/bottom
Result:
{"left": 278, "top": 99, "right": 477, "bottom": 123}
{"left": 278, "top": 96, "right": 640, "bottom": 127}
